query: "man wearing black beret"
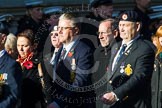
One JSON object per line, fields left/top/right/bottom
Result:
{"left": 101, "top": 10, "right": 155, "bottom": 108}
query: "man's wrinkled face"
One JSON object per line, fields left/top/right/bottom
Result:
{"left": 119, "top": 21, "right": 137, "bottom": 42}
{"left": 98, "top": 21, "right": 114, "bottom": 47}
{"left": 50, "top": 30, "right": 61, "bottom": 48}
{"left": 58, "top": 19, "right": 77, "bottom": 45}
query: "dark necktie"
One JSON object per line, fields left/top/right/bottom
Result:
{"left": 53, "top": 48, "right": 66, "bottom": 81}
{"left": 112, "top": 44, "right": 127, "bottom": 71}
{"left": 115, "top": 44, "right": 127, "bottom": 64}
{"left": 60, "top": 48, "right": 67, "bottom": 61}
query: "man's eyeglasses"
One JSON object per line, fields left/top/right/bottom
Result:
{"left": 50, "top": 32, "right": 58, "bottom": 37}
{"left": 96, "top": 32, "right": 112, "bottom": 36}
{"left": 57, "top": 26, "right": 74, "bottom": 31}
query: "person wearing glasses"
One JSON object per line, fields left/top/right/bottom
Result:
{"left": 101, "top": 10, "right": 155, "bottom": 108}
{"left": 48, "top": 13, "right": 95, "bottom": 108}
{"left": 92, "top": 18, "right": 118, "bottom": 108}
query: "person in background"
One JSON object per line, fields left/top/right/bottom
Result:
{"left": 0, "top": 21, "right": 22, "bottom": 108}
{"left": 134, "top": 0, "right": 152, "bottom": 41}
{"left": 101, "top": 10, "right": 155, "bottom": 108}
{"left": 5, "top": 33, "right": 17, "bottom": 59}
{"left": 149, "top": 18, "right": 162, "bottom": 35}
{"left": 17, "top": 1, "right": 44, "bottom": 35}
{"left": 151, "top": 26, "right": 162, "bottom": 108}
{"left": 40, "top": 25, "right": 63, "bottom": 105}
{"left": 16, "top": 29, "right": 46, "bottom": 108}
{"left": 88, "top": 0, "right": 114, "bottom": 21}
{"left": 50, "top": 25, "right": 62, "bottom": 65}
{"left": 33, "top": 11, "right": 61, "bottom": 56}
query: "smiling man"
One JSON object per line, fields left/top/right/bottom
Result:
{"left": 101, "top": 10, "right": 155, "bottom": 108}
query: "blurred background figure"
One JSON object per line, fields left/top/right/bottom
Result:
{"left": 5, "top": 33, "right": 17, "bottom": 59}
{"left": 0, "top": 14, "right": 17, "bottom": 34}
{"left": 149, "top": 18, "right": 162, "bottom": 35}
{"left": 17, "top": 0, "right": 44, "bottom": 35}
{"left": 33, "top": 6, "right": 61, "bottom": 56}
{"left": 151, "top": 26, "right": 162, "bottom": 108}
{"left": 134, "top": 0, "right": 152, "bottom": 41}
{"left": 50, "top": 25, "right": 62, "bottom": 65}
{"left": 88, "top": 0, "right": 114, "bottom": 21}
{"left": 0, "top": 15, "right": 18, "bottom": 59}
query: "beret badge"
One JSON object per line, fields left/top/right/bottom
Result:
{"left": 122, "top": 14, "right": 128, "bottom": 20}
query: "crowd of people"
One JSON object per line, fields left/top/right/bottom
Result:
{"left": 0, "top": 0, "right": 162, "bottom": 108}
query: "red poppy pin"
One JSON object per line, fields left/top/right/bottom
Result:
{"left": 23, "top": 61, "right": 34, "bottom": 70}
{"left": 68, "top": 49, "right": 74, "bottom": 57}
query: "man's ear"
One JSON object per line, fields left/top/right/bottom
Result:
{"left": 113, "top": 29, "right": 119, "bottom": 38}
{"left": 74, "top": 27, "right": 79, "bottom": 35}
{"left": 136, "top": 22, "right": 141, "bottom": 32}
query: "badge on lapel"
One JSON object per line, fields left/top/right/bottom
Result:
{"left": 120, "top": 62, "right": 125, "bottom": 73}
{"left": 0, "top": 73, "right": 8, "bottom": 98}
{"left": 120, "top": 63, "right": 133, "bottom": 76}
{"left": 0, "top": 73, "right": 8, "bottom": 83}
{"left": 124, "top": 64, "right": 132, "bottom": 76}
{"left": 70, "top": 58, "right": 76, "bottom": 82}
{"left": 68, "top": 48, "right": 74, "bottom": 57}
{"left": 120, "top": 65, "right": 125, "bottom": 73}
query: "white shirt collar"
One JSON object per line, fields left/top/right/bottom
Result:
{"left": 63, "top": 37, "right": 79, "bottom": 58}
{"left": 122, "top": 34, "right": 140, "bottom": 50}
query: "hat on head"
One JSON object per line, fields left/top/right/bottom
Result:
{"left": 25, "top": 0, "right": 43, "bottom": 9}
{"left": 90, "top": 0, "right": 113, "bottom": 8}
{"left": 118, "top": 10, "right": 141, "bottom": 22}
{"left": 0, "top": 22, "right": 9, "bottom": 35}
{"left": 0, "top": 14, "right": 9, "bottom": 35}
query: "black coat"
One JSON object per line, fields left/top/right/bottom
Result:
{"left": 92, "top": 41, "right": 114, "bottom": 108}
{"left": 0, "top": 51, "right": 22, "bottom": 108}
{"left": 106, "top": 38, "right": 155, "bottom": 108}
{"left": 52, "top": 38, "right": 96, "bottom": 108}
{"left": 151, "top": 52, "right": 162, "bottom": 108}
{"left": 20, "top": 57, "right": 46, "bottom": 108}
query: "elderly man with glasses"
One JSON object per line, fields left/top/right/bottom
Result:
{"left": 48, "top": 13, "right": 95, "bottom": 108}
{"left": 92, "top": 18, "right": 119, "bottom": 108}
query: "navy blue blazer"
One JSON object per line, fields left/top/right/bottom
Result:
{"left": 52, "top": 38, "right": 95, "bottom": 108}
{"left": 106, "top": 37, "right": 156, "bottom": 108}
{"left": 0, "top": 51, "right": 22, "bottom": 108}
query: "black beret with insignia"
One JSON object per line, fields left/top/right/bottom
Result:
{"left": 118, "top": 10, "right": 141, "bottom": 22}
